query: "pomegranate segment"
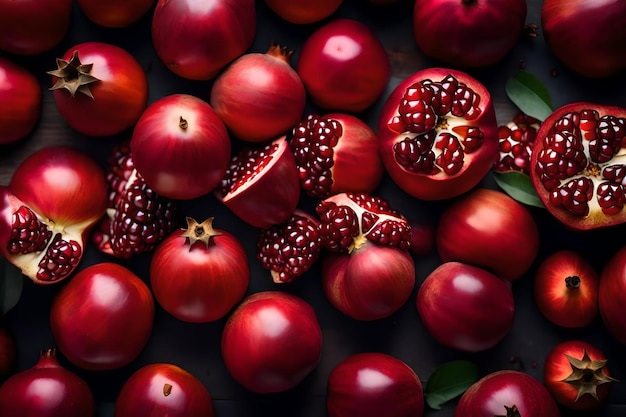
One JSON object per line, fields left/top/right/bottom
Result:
{"left": 378, "top": 68, "right": 498, "bottom": 200}
{"left": 494, "top": 113, "right": 540, "bottom": 175}
{"left": 531, "top": 102, "right": 626, "bottom": 229}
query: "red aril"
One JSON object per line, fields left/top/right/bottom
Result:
{"left": 0, "top": 57, "right": 41, "bottom": 145}
{"left": 530, "top": 102, "right": 626, "bottom": 230}
{"left": 131, "top": 94, "right": 231, "bottom": 200}
{"left": 378, "top": 68, "right": 498, "bottom": 200}
{"left": 296, "top": 18, "right": 390, "bottom": 113}
{"left": 210, "top": 43, "right": 306, "bottom": 143}
{"left": 494, "top": 112, "right": 540, "bottom": 175}
{"left": 150, "top": 217, "right": 250, "bottom": 323}
{"left": 0, "top": 146, "right": 108, "bottom": 284}
{"left": 289, "top": 113, "right": 384, "bottom": 199}
{"left": 264, "top": 0, "right": 343, "bottom": 24}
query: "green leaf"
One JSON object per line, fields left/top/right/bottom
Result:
{"left": 505, "top": 70, "right": 553, "bottom": 122}
{"left": 493, "top": 171, "right": 545, "bottom": 208}
{"left": 0, "top": 259, "right": 23, "bottom": 316}
{"left": 425, "top": 360, "right": 480, "bottom": 410}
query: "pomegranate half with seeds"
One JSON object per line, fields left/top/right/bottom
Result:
{"left": 378, "top": 68, "right": 498, "bottom": 201}
{"left": 530, "top": 102, "right": 626, "bottom": 230}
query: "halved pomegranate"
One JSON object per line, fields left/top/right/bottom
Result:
{"left": 92, "top": 142, "right": 179, "bottom": 258}
{"left": 530, "top": 102, "right": 626, "bottom": 230}
{"left": 378, "top": 68, "right": 498, "bottom": 200}
{"left": 289, "top": 113, "right": 384, "bottom": 199}
{"left": 494, "top": 112, "right": 540, "bottom": 175}
{"left": 0, "top": 147, "right": 107, "bottom": 284}
{"left": 215, "top": 136, "right": 300, "bottom": 228}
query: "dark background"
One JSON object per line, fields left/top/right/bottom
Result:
{"left": 2, "top": 0, "right": 626, "bottom": 416}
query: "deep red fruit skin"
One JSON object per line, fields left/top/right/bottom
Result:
{"left": 455, "top": 370, "right": 560, "bottom": 417}
{"left": 0, "top": 0, "right": 72, "bottom": 55}
{"left": 534, "top": 250, "right": 599, "bottom": 328}
{"left": 416, "top": 262, "right": 514, "bottom": 352}
{"left": 0, "top": 323, "right": 16, "bottom": 380}
{"left": 436, "top": 188, "right": 540, "bottom": 282}
{"left": 264, "top": 0, "right": 343, "bottom": 24}
{"left": 327, "top": 353, "right": 424, "bottom": 417}
{"left": 542, "top": 0, "right": 626, "bottom": 78}
{"left": 0, "top": 57, "right": 41, "bottom": 144}
{"left": 599, "top": 246, "right": 626, "bottom": 345}
{"left": 544, "top": 340, "right": 613, "bottom": 410}
{"left": 221, "top": 291, "right": 323, "bottom": 394}
{"left": 152, "top": 0, "right": 256, "bottom": 80}
{"left": 50, "top": 42, "right": 149, "bottom": 137}
{"left": 50, "top": 262, "right": 155, "bottom": 371}
{"left": 0, "top": 349, "right": 96, "bottom": 417}
{"left": 413, "top": 0, "right": 527, "bottom": 68}
{"left": 115, "top": 363, "right": 215, "bottom": 417}
{"left": 377, "top": 67, "right": 498, "bottom": 201}
{"left": 530, "top": 102, "right": 626, "bottom": 230}
{"left": 131, "top": 94, "right": 231, "bottom": 200}
{"left": 322, "top": 243, "right": 416, "bottom": 321}
{"left": 297, "top": 18, "right": 391, "bottom": 113}
{"left": 408, "top": 220, "right": 435, "bottom": 257}
{"left": 77, "top": 0, "right": 155, "bottom": 28}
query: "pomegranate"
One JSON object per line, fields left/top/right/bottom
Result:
{"left": 115, "top": 363, "right": 215, "bottom": 417}
{"left": 0, "top": 349, "right": 96, "bottom": 416}
{"left": 215, "top": 136, "right": 301, "bottom": 228}
{"left": 542, "top": 0, "right": 626, "bottom": 78}
{"left": 435, "top": 188, "right": 540, "bottom": 282}
{"left": 92, "top": 142, "right": 179, "bottom": 258}
{"left": 378, "top": 68, "right": 498, "bottom": 200}
{"left": 544, "top": 340, "right": 616, "bottom": 410}
{"left": 0, "top": 323, "right": 16, "bottom": 379}
{"left": 289, "top": 113, "right": 384, "bottom": 199}
{"left": 455, "top": 370, "right": 560, "bottom": 416}
{"left": 599, "top": 246, "right": 626, "bottom": 345}
{"left": 327, "top": 352, "right": 424, "bottom": 417}
{"left": 210, "top": 43, "right": 306, "bottom": 143}
{"left": 0, "top": 146, "right": 108, "bottom": 284}
{"left": 256, "top": 210, "right": 322, "bottom": 283}
{"left": 413, "top": 0, "right": 527, "bottom": 68}
{"left": 264, "top": 0, "right": 343, "bottom": 24}
{"left": 150, "top": 217, "right": 250, "bottom": 323}
{"left": 416, "top": 262, "right": 515, "bottom": 352}
{"left": 221, "top": 291, "right": 323, "bottom": 393}
{"left": 494, "top": 112, "right": 540, "bottom": 175}
{"left": 530, "top": 102, "right": 626, "bottom": 230}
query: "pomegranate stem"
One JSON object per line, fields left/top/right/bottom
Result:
{"left": 565, "top": 275, "right": 581, "bottom": 289}
{"left": 179, "top": 116, "right": 188, "bottom": 130}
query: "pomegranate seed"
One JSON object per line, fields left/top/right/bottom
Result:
{"left": 8, "top": 206, "right": 51, "bottom": 254}
{"left": 37, "top": 233, "right": 81, "bottom": 282}
{"left": 220, "top": 143, "right": 278, "bottom": 194}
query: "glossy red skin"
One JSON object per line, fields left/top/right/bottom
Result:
{"left": 0, "top": 350, "right": 95, "bottom": 416}
{"left": 221, "top": 291, "right": 323, "bottom": 393}
{"left": 377, "top": 67, "right": 498, "bottom": 201}
{"left": 531, "top": 102, "right": 626, "bottom": 230}
{"left": 544, "top": 340, "right": 612, "bottom": 410}
{"left": 534, "top": 250, "right": 599, "bottom": 328}
{"left": 297, "top": 18, "right": 390, "bottom": 113}
{"left": 50, "top": 262, "right": 155, "bottom": 371}
{"left": 150, "top": 227, "right": 250, "bottom": 323}
{"left": 542, "top": 0, "right": 626, "bottom": 78}
{"left": 51, "top": 42, "right": 148, "bottom": 137}
{"left": 77, "top": 0, "right": 155, "bottom": 28}
{"left": 599, "top": 246, "right": 626, "bottom": 345}
{"left": 413, "top": 0, "right": 526, "bottom": 68}
{"left": 436, "top": 188, "right": 540, "bottom": 282}
{"left": 327, "top": 352, "right": 424, "bottom": 417}
{"left": 152, "top": 0, "right": 256, "bottom": 80}
{"left": 417, "top": 262, "right": 514, "bottom": 352}
{"left": 0, "top": 58, "right": 41, "bottom": 144}
{"left": 455, "top": 370, "right": 560, "bottom": 417}
{"left": 115, "top": 363, "right": 214, "bottom": 417}
{"left": 210, "top": 47, "right": 306, "bottom": 143}
{"left": 408, "top": 220, "right": 435, "bottom": 257}
{"left": 131, "top": 94, "right": 231, "bottom": 200}
{"left": 0, "top": 0, "right": 72, "bottom": 55}
{"left": 215, "top": 136, "right": 300, "bottom": 228}
{"left": 0, "top": 323, "right": 16, "bottom": 379}
{"left": 322, "top": 243, "right": 416, "bottom": 321}
{"left": 264, "top": 0, "right": 343, "bottom": 24}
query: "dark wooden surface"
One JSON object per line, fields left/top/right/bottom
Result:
{"left": 2, "top": 0, "right": 626, "bottom": 416}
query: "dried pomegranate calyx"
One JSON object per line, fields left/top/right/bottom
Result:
{"left": 181, "top": 217, "right": 222, "bottom": 248}
{"left": 47, "top": 50, "right": 100, "bottom": 98}
{"left": 561, "top": 349, "right": 617, "bottom": 400}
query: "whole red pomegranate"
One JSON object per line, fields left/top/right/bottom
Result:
{"left": 264, "top": 0, "right": 342, "bottom": 24}
{"left": 542, "top": 0, "right": 626, "bottom": 78}
{"left": 599, "top": 246, "right": 626, "bottom": 345}
{"left": 0, "top": 349, "right": 96, "bottom": 417}
{"left": 413, "top": 0, "right": 527, "bottom": 68}
{"left": 378, "top": 68, "right": 498, "bottom": 200}
{"left": 0, "top": 57, "right": 41, "bottom": 145}
{"left": 530, "top": 102, "right": 626, "bottom": 230}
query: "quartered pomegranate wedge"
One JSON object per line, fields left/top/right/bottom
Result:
{"left": 378, "top": 68, "right": 498, "bottom": 200}
{"left": 531, "top": 102, "right": 626, "bottom": 230}
{"left": 494, "top": 112, "right": 540, "bottom": 175}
